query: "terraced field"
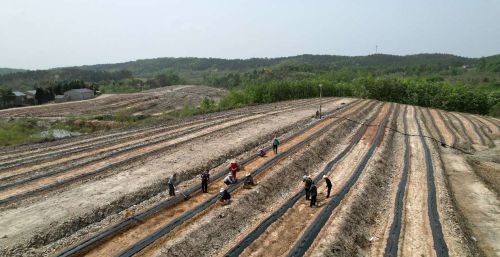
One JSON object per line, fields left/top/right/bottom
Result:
{"left": 0, "top": 97, "right": 498, "bottom": 257}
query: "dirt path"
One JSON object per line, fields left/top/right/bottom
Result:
{"left": 0, "top": 98, "right": 353, "bottom": 253}
{"left": 442, "top": 148, "right": 500, "bottom": 256}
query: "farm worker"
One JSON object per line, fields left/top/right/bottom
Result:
{"left": 310, "top": 183, "right": 318, "bottom": 207}
{"left": 303, "top": 175, "right": 313, "bottom": 200}
{"left": 272, "top": 137, "right": 280, "bottom": 154}
{"left": 323, "top": 175, "right": 332, "bottom": 198}
{"left": 201, "top": 170, "right": 210, "bottom": 193}
{"left": 243, "top": 173, "right": 255, "bottom": 189}
{"left": 230, "top": 160, "right": 239, "bottom": 180}
{"left": 224, "top": 173, "right": 236, "bottom": 185}
{"left": 316, "top": 110, "right": 320, "bottom": 119}
{"left": 258, "top": 148, "right": 267, "bottom": 157}
{"left": 168, "top": 173, "right": 178, "bottom": 197}
{"left": 219, "top": 188, "right": 231, "bottom": 205}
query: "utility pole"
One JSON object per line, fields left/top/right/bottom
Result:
{"left": 319, "top": 84, "right": 322, "bottom": 118}
{"left": 375, "top": 45, "right": 378, "bottom": 54}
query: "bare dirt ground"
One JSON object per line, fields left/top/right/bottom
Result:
{"left": 0, "top": 96, "right": 498, "bottom": 257}
{"left": 0, "top": 97, "right": 351, "bottom": 255}
{"left": 0, "top": 85, "right": 226, "bottom": 118}
{"left": 441, "top": 149, "right": 499, "bottom": 257}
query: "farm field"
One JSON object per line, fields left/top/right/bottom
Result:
{"left": 0, "top": 97, "right": 498, "bottom": 257}
{"left": 0, "top": 85, "right": 226, "bottom": 118}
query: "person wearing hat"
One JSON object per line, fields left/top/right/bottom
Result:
{"left": 243, "top": 172, "right": 255, "bottom": 189}
{"left": 323, "top": 175, "right": 332, "bottom": 198}
{"left": 224, "top": 173, "right": 236, "bottom": 185}
{"left": 219, "top": 187, "right": 231, "bottom": 205}
{"left": 302, "top": 175, "right": 313, "bottom": 200}
{"left": 309, "top": 182, "right": 318, "bottom": 207}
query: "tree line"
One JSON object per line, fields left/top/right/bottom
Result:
{"left": 217, "top": 77, "right": 498, "bottom": 116}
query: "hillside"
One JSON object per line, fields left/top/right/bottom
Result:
{"left": 1, "top": 53, "right": 498, "bottom": 116}
{"left": 77, "top": 53, "right": 475, "bottom": 76}
{"left": 0, "top": 54, "right": 479, "bottom": 86}
{"left": 0, "top": 68, "right": 25, "bottom": 76}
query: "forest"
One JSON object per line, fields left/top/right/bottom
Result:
{"left": 0, "top": 54, "right": 499, "bottom": 116}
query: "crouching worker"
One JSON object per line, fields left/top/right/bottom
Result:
{"left": 243, "top": 173, "right": 255, "bottom": 189}
{"left": 258, "top": 148, "right": 267, "bottom": 157}
{"left": 224, "top": 173, "right": 236, "bottom": 185}
{"left": 219, "top": 188, "right": 231, "bottom": 205}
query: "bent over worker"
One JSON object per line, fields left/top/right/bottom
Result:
{"left": 243, "top": 173, "right": 255, "bottom": 189}
{"left": 323, "top": 175, "right": 332, "bottom": 198}
{"left": 168, "top": 173, "right": 178, "bottom": 197}
{"left": 219, "top": 188, "right": 231, "bottom": 205}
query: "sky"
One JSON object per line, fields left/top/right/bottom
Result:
{"left": 1, "top": 0, "right": 499, "bottom": 70}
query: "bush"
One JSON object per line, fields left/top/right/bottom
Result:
{"left": 0, "top": 119, "right": 40, "bottom": 146}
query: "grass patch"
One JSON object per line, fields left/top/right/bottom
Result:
{"left": 0, "top": 119, "right": 41, "bottom": 146}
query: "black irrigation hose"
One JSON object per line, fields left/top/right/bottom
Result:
{"left": 0, "top": 109, "right": 301, "bottom": 206}
{"left": 286, "top": 104, "right": 395, "bottom": 257}
{"left": 470, "top": 115, "right": 493, "bottom": 134}
{"left": 114, "top": 100, "right": 365, "bottom": 257}
{"left": 0, "top": 98, "right": 321, "bottom": 165}
{"left": 0, "top": 113, "right": 241, "bottom": 169}
{"left": 54, "top": 100, "right": 362, "bottom": 257}
{"left": 415, "top": 108, "right": 449, "bottom": 257}
{"left": 328, "top": 110, "right": 473, "bottom": 155}
{"left": 0, "top": 99, "right": 314, "bottom": 169}
{"left": 459, "top": 113, "right": 487, "bottom": 146}
{"left": 448, "top": 113, "right": 473, "bottom": 148}
{"left": 224, "top": 102, "right": 383, "bottom": 257}
{"left": 435, "top": 110, "right": 457, "bottom": 147}
{"left": 384, "top": 106, "right": 410, "bottom": 257}
{"left": 0, "top": 99, "right": 335, "bottom": 198}
{"left": 0, "top": 113, "right": 273, "bottom": 194}
{"left": 469, "top": 115, "right": 494, "bottom": 144}
{"left": 0, "top": 116, "right": 246, "bottom": 187}
{"left": 423, "top": 108, "right": 445, "bottom": 144}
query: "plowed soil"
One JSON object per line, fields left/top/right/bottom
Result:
{"left": 0, "top": 96, "right": 498, "bottom": 257}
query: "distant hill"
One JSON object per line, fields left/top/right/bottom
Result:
{"left": 478, "top": 54, "right": 500, "bottom": 72}
{"left": 0, "top": 53, "right": 496, "bottom": 91}
{"left": 0, "top": 68, "right": 25, "bottom": 75}
{"left": 77, "top": 53, "right": 475, "bottom": 77}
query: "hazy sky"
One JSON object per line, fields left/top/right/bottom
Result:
{"left": 1, "top": 0, "right": 499, "bottom": 70}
